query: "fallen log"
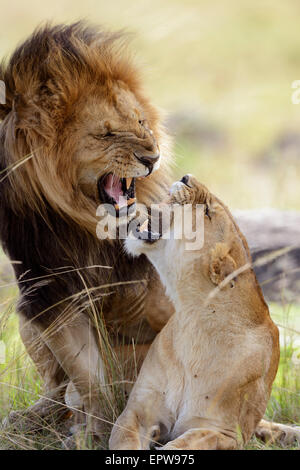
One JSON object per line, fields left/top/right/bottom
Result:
{"left": 234, "top": 209, "right": 300, "bottom": 304}
{"left": 1, "top": 209, "right": 299, "bottom": 304}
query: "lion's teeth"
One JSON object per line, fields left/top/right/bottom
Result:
{"left": 126, "top": 178, "right": 133, "bottom": 190}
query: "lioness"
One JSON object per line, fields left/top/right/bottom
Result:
{"left": 109, "top": 175, "right": 280, "bottom": 450}
{"left": 0, "top": 22, "right": 298, "bottom": 446}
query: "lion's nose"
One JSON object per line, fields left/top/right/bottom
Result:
{"left": 134, "top": 153, "right": 160, "bottom": 169}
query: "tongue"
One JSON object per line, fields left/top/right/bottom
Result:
{"left": 104, "top": 174, "right": 128, "bottom": 209}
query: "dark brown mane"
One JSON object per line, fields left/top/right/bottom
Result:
{"left": 0, "top": 22, "right": 168, "bottom": 227}
{"left": 0, "top": 22, "right": 139, "bottom": 122}
{"left": 0, "top": 22, "right": 171, "bottom": 329}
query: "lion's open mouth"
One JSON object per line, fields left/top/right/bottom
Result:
{"left": 98, "top": 174, "right": 136, "bottom": 216}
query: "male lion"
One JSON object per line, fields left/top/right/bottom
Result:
{"left": 0, "top": 22, "right": 298, "bottom": 446}
{"left": 110, "top": 175, "right": 280, "bottom": 449}
{"left": 0, "top": 22, "right": 173, "bottom": 436}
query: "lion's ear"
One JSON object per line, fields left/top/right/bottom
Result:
{"left": 209, "top": 242, "right": 237, "bottom": 285}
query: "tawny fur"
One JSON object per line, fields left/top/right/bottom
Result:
{"left": 0, "top": 22, "right": 171, "bottom": 231}
{"left": 110, "top": 175, "right": 280, "bottom": 450}
{"left": 0, "top": 24, "right": 298, "bottom": 446}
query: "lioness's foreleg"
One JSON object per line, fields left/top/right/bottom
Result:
{"left": 161, "top": 428, "right": 237, "bottom": 450}
{"left": 109, "top": 408, "right": 161, "bottom": 450}
{"left": 109, "top": 409, "right": 143, "bottom": 450}
{"left": 255, "top": 419, "right": 300, "bottom": 447}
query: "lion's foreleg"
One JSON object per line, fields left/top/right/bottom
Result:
{"left": 39, "top": 316, "right": 109, "bottom": 437}
{"left": 19, "top": 313, "right": 67, "bottom": 394}
{"left": 3, "top": 313, "right": 69, "bottom": 431}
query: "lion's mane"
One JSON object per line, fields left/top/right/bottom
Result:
{"left": 0, "top": 22, "right": 172, "bottom": 329}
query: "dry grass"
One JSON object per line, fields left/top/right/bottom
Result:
{"left": 0, "top": 247, "right": 299, "bottom": 450}
{"left": 0, "top": 0, "right": 299, "bottom": 450}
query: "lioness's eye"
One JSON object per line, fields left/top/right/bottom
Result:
{"left": 205, "top": 205, "right": 211, "bottom": 220}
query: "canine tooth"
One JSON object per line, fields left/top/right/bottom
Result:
{"left": 127, "top": 198, "right": 136, "bottom": 207}
{"left": 140, "top": 219, "right": 149, "bottom": 232}
{"left": 126, "top": 178, "right": 133, "bottom": 189}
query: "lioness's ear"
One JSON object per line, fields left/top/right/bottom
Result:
{"left": 209, "top": 242, "right": 237, "bottom": 285}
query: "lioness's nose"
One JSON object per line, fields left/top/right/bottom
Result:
{"left": 134, "top": 152, "right": 160, "bottom": 169}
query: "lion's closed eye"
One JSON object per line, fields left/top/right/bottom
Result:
{"left": 92, "top": 130, "right": 115, "bottom": 139}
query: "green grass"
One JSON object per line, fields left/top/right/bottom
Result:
{"left": 0, "top": 0, "right": 300, "bottom": 450}
{"left": 2, "top": 0, "right": 300, "bottom": 209}
{"left": 0, "top": 246, "right": 299, "bottom": 449}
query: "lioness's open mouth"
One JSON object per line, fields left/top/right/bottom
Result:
{"left": 98, "top": 173, "right": 136, "bottom": 216}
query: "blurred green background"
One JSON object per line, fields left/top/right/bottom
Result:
{"left": 1, "top": 0, "right": 300, "bottom": 209}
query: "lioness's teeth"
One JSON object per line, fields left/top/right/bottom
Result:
{"left": 126, "top": 178, "right": 133, "bottom": 190}
{"left": 140, "top": 219, "right": 149, "bottom": 233}
{"left": 114, "top": 198, "right": 136, "bottom": 211}
{"left": 127, "top": 198, "right": 136, "bottom": 207}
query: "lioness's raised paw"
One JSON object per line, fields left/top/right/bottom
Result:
{"left": 170, "top": 175, "right": 194, "bottom": 205}
{"left": 169, "top": 174, "right": 210, "bottom": 206}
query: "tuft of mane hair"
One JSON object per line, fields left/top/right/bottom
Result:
{"left": 0, "top": 22, "right": 171, "bottom": 327}
{"left": 0, "top": 22, "right": 139, "bottom": 122}
{"left": 0, "top": 21, "right": 163, "bottom": 226}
